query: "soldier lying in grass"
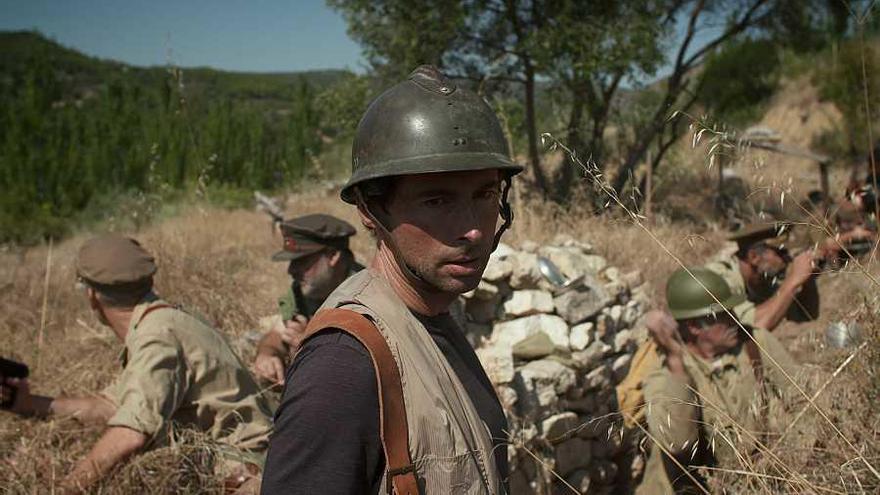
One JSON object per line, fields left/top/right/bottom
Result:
{"left": 1, "top": 235, "right": 273, "bottom": 493}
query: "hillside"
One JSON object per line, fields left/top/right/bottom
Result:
{"left": 0, "top": 31, "right": 349, "bottom": 110}
{"left": 0, "top": 31, "right": 351, "bottom": 244}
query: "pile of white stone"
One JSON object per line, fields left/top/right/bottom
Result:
{"left": 462, "top": 237, "right": 650, "bottom": 495}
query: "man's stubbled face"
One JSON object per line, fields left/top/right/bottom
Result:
{"left": 751, "top": 247, "right": 787, "bottom": 285}
{"left": 382, "top": 169, "right": 502, "bottom": 295}
{"left": 287, "top": 250, "right": 338, "bottom": 300}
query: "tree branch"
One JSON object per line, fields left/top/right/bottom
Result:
{"left": 681, "top": 0, "right": 771, "bottom": 70}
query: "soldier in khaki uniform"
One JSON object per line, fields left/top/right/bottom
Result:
{"left": 3, "top": 235, "right": 273, "bottom": 492}
{"left": 704, "top": 224, "right": 818, "bottom": 331}
{"left": 252, "top": 214, "right": 362, "bottom": 385}
{"left": 637, "top": 267, "right": 808, "bottom": 495}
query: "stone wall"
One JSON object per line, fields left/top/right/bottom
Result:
{"left": 462, "top": 237, "right": 650, "bottom": 494}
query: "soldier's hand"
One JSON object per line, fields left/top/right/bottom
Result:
{"left": 276, "top": 314, "right": 309, "bottom": 351}
{"left": 254, "top": 353, "right": 286, "bottom": 386}
{"left": 786, "top": 251, "right": 815, "bottom": 286}
{"left": 645, "top": 310, "right": 683, "bottom": 357}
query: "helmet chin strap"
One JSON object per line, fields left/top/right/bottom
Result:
{"left": 492, "top": 175, "right": 514, "bottom": 252}
{"left": 354, "top": 188, "right": 437, "bottom": 293}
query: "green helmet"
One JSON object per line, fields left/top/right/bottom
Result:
{"left": 340, "top": 65, "right": 523, "bottom": 204}
{"left": 665, "top": 267, "right": 745, "bottom": 320}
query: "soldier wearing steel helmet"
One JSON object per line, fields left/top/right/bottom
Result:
{"left": 262, "top": 66, "right": 521, "bottom": 494}
{"left": 636, "top": 267, "right": 806, "bottom": 495}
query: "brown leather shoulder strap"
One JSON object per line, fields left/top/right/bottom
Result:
{"left": 302, "top": 308, "right": 420, "bottom": 495}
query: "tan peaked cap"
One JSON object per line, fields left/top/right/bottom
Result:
{"left": 727, "top": 222, "right": 789, "bottom": 249}
{"left": 76, "top": 234, "right": 157, "bottom": 285}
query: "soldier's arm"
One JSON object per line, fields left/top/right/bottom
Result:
{"left": 643, "top": 368, "right": 700, "bottom": 458}
{"left": 254, "top": 330, "right": 289, "bottom": 384}
{"left": 58, "top": 329, "right": 187, "bottom": 490}
{"left": 256, "top": 326, "right": 288, "bottom": 356}
{"left": 3, "top": 377, "right": 115, "bottom": 423}
{"left": 754, "top": 252, "right": 815, "bottom": 331}
{"left": 644, "top": 309, "right": 700, "bottom": 454}
{"left": 61, "top": 426, "right": 147, "bottom": 493}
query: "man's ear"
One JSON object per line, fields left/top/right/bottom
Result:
{"left": 86, "top": 287, "right": 101, "bottom": 310}
{"left": 682, "top": 320, "right": 700, "bottom": 340}
{"left": 327, "top": 249, "right": 343, "bottom": 268}
{"left": 356, "top": 201, "right": 377, "bottom": 231}
{"left": 745, "top": 247, "right": 762, "bottom": 266}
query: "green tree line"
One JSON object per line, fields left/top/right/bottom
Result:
{"left": 0, "top": 47, "right": 322, "bottom": 244}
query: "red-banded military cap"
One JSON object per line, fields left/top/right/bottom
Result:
{"left": 272, "top": 214, "right": 356, "bottom": 262}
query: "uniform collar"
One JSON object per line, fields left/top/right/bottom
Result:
{"left": 126, "top": 292, "right": 162, "bottom": 336}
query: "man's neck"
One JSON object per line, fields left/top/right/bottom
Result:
{"left": 101, "top": 306, "right": 137, "bottom": 342}
{"left": 371, "top": 247, "right": 456, "bottom": 316}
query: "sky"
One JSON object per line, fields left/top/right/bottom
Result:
{"left": 1, "top": 0, "right": 720, "bottom": 80}
{"left": 0, "top": 0, "right": 365, "bottom": 73}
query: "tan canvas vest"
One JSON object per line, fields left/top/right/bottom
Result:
{"left": 308, "top": 270, "right": 503, "bottom": 494}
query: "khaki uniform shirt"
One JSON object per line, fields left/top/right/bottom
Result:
{"left": 703, "top": 253, "right": 757, "bottom": 326}
{"left": 102, "top": 296, "right": 274, "bottom": 452}
{"left": 636, "top": 328, "right": 808, "bottom": 495}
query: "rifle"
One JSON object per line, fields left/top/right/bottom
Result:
{"left": 254, "top": 191, "right": 285, "bottom": 232}
{"left": 0, "top": 357, "right": 29, "bottom": 409}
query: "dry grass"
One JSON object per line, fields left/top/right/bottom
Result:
{"left": 0, "top": 174, "right": 721, "bottom": 493}
{"left": 2, "top": 181, "right": 878, "bottom": 493}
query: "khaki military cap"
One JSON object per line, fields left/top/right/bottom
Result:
{"left": 272, "top": 214, "right": 356, "bottom": 262}
{"left": 728, "top": 222, "right": 790, "bottom": 250}
{"left": 76, "top": 235, "right": 157, "bottom": 286}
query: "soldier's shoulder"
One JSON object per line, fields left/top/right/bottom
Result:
{"left": 704, "top": 249, "right": 738, "bottom": 272}
{"left": 133, "top": 302, "right": 211, "bottom": 339}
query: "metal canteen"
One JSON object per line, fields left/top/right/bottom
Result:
{"left": 537, "top": 256, "right": 583, "bottom": 294}
{"left": 537, "top": 256, "right": 566, "bottom": 287}
{"left": 825, "top": 320, "right": 862, "bottom": 348}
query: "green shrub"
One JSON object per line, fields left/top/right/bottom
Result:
{"left": 698, "top": 38, "right": 781, "bottom": 126}
{"left": 0, "top": 47, "right": 322, "bottom": 244}
{"left": 813, "top": 39, "right": 880, "bottom": 158}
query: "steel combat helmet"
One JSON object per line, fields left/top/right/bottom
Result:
{"left": 341, "top": 65, "right": 523, "bottom": 204}
{"left": 666, "top": 267, "right": 745, "bottom": 320}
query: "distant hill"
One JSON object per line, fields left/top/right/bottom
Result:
{"left": 0, "top": 30, "right": 350, "bottom": 110}
{"left": 1, "top": 30, "right": 344, "bottom": 244}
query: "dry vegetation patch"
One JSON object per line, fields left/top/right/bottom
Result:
{"left": 1, "top": 186, "right": 879, "bottom": 493}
